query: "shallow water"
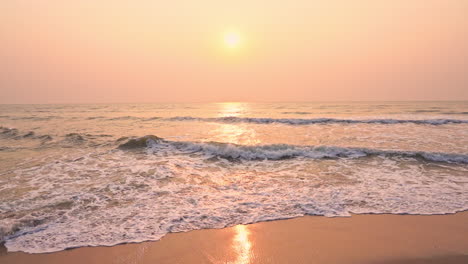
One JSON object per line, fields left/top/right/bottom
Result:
{"left": 1, "top": 101, "right": 467, "bottom": 253}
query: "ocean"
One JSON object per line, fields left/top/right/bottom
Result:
{"left": 0, "top": 101, "right": 467, "bottom": 253}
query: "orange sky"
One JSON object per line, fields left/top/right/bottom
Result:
{"left": 1, "top": 0, "right": 467, "bottom": 103}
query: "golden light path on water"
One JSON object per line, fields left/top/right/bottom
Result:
{"left": 216, "top": 103, "right": 254, "bottom": 264}
{"left": 215, "top": 102, "right": 260, "bottom": 145}
{"left": 217, "top": 102, "right": 247, "bottom": 117}
{"left": 230, "top": 225, "right": 253, "bottom": 264}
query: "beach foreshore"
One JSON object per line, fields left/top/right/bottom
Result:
{"left": 1, "top": 212, "right": 467, "bottom": 264}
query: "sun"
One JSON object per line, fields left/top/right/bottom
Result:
{"left": 223, "top": 31, "right": 242, "bottom": 49}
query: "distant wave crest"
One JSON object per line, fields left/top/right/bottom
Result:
{"left": 166, "top": 116, "right": 468, "bottom": 125}
{"left": 0, "top": 127, "right": 53, "bottom": 141}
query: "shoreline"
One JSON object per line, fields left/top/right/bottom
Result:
{"left": 1, "top": 212, "right": 467, "bottom": 264}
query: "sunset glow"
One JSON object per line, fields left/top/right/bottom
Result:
{"left": 2, "top": 1, "right": 467, "bottom": 103}
{"left": 224, "top": 31, "right": 242, "bottom": 49}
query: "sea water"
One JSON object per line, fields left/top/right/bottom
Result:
{"left": 0, "top": 101, "right": 467, "bottom": 253}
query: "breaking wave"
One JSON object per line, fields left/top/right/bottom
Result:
{"left": 118, "top": 135, "right": 468, "bottom": 164}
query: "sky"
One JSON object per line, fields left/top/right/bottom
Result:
{"left": 1, "top": 0, "right": 467, "bottom": 103}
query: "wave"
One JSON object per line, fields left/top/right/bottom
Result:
{"left": 108, "top": 116, "right": 141, "bottom": 121}
{"left": 441, "top": 111, "right": 468, "bottom": 115}
{"left": 86, "top": 116, "right": 106, "bottom": 120}
{"left": 4, "top": 135, "right": 468, "bottom": 253}
{"left": 2, "top": 115, "right": 161, "bottom": 122}
{"left": 165, "top": 116, "right": 468, "bottom": 125}
{"left": 0, "top": 146, "right": 15, "bottom": 151}
{"left": 117, "top": 135, "right": 164, "bottom": 149}
{"left": 64, "top": 133, "right": 85, "bottom": 142}
{"left": 281, "top": 111, "right": 312, "bottom": 115}
{"left": 0, "top": 127, "right": 19, "bottom": 137}
{"left": 8, "top": 116, "right": 62, "bottom": 121}
{"left": 0, "top": 128, "right": 115, "bottom": 146}
{"left": 118, "top": 135, "right": 468, "bottom": 164}
{"left": 0, "top": 127, "right": 53, "bottom": 141}
{"left": 86, "top": 116, "right": 161, "bottom": 121}
{"left": 411, "top": 110, "right": 441, "bottom": 113}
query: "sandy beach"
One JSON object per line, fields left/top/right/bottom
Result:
{"left": 1, "top": 212, "right": 467, "bottom": 264}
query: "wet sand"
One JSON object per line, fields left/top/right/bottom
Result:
{"left": 1, "top": 212, "right": 467, "bottom": 264}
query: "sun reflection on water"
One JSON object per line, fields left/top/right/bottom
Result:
{"left": 215, "top": 103, "right": 260, "bottom": 145}
{"left": 217, "top": 102, "right": 247, "bottom": 117}
{"left": 230, "top": 225, "right": 252, "bottom": 264}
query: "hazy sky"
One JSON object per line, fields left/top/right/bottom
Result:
{"left": 1, "top": 0, "right": 467, "bottom": 103}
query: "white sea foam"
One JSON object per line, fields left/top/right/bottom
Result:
{"left": 1, "top": 144, "right": 467, "bottom": 253}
